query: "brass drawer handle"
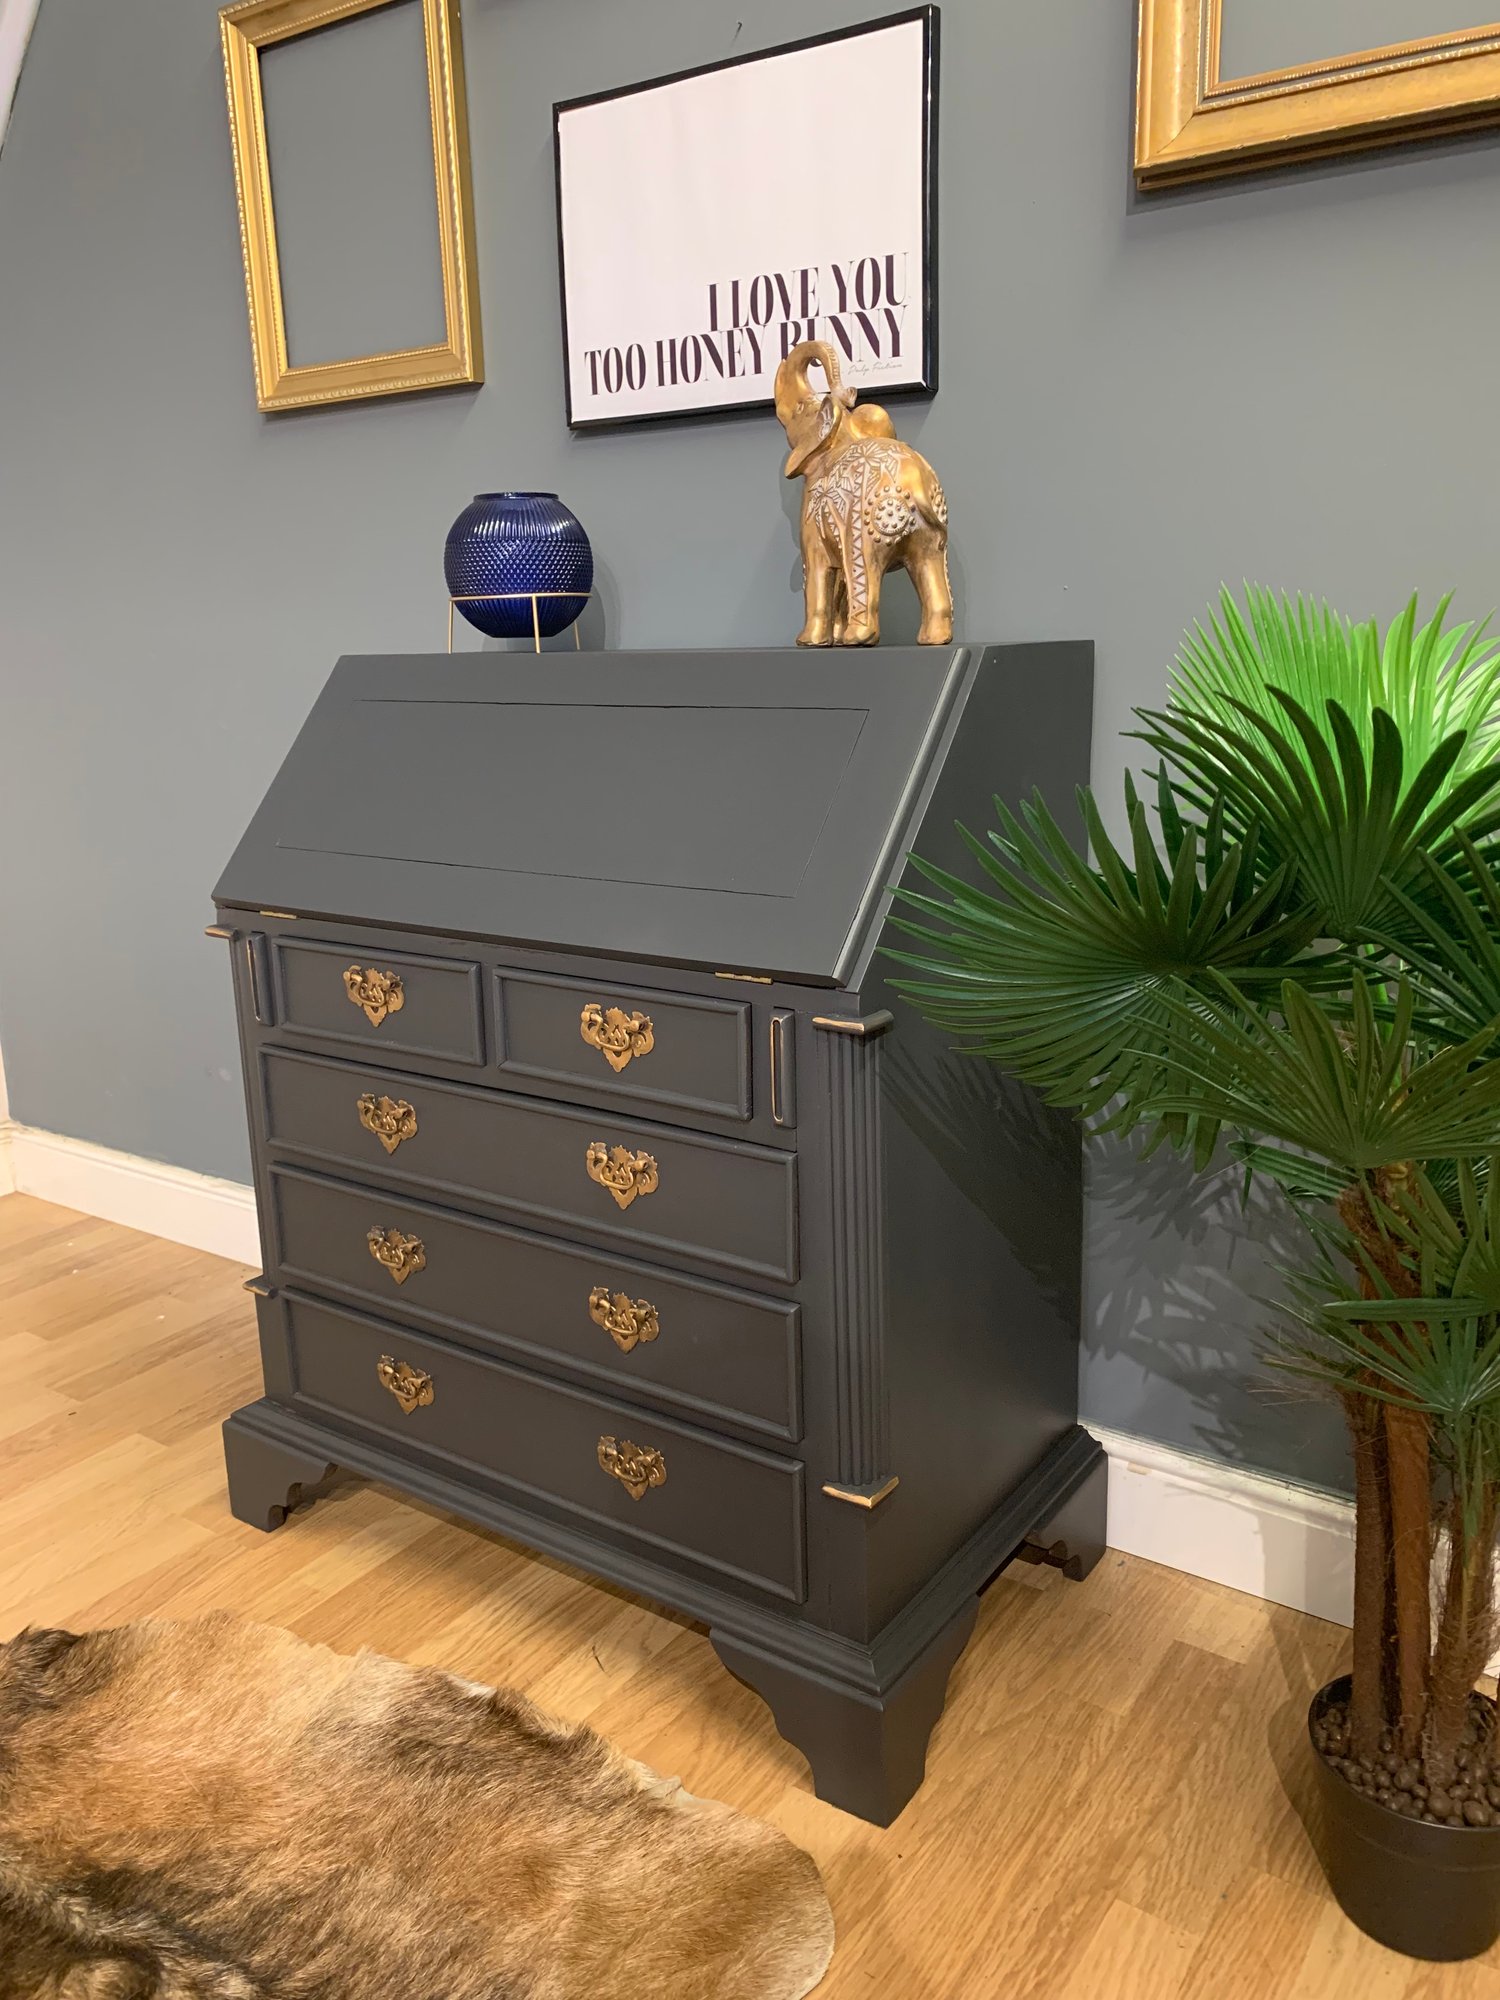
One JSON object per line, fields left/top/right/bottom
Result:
{"left": 367, "top": 1225, "right": 426, "bottom": 1285}
{"left": 588, "top": 1286, "right": 661, "bottom": 1354}
{"left": 377, "top": 1355, "right": 434, "bottom": 1415}
{"left": 356, "top": 1092, "right": 418, "bottom": 1155}
{"left": 585, "top": 1142, "right": 659, "bottom": 1211}
{"left": 344, "top": 965, "right": 405, "bottom": 1027}
{"left": 580, "top": 1002, "right": 655, "bottom": 1074}
{"left": 597, "top": 1435, "right": 666, "bottom": 1500}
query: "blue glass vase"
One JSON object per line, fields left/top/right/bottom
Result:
{"left": 444, "top": 492, "right": 594, "bottom": 640}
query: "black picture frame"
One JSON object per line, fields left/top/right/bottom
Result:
{"left": 553, "top": 6, "right": 940, "bottom": 433}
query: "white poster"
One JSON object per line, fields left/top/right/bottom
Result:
{"left": 554, "top": 9, "right": 938, "bottom": 428}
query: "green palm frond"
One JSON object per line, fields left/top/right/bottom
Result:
{"left": 1345, "top": 1159, "right": 1500, "bottom": 1316}
{"left": 1230, "top": 1142, "right": 1350, "bottom": 1209}
{"left": 892, "top": 585, "right": 1500, "bottom": 1230}
{"left": 1171, "top": 587, "right": 1500, "bottom": 791}
{"left": 1261, "top": 1221, "right": 1500, "bottom": 1420}
{"left": 1369, "top": 836, "right": 1500, "bottom": 1045}
{"left": 1172, "top": 589, "right": 1362, "bottom": 734}
{"left": 1138, "top": 975, "right": 1500, "bottom": 1172}
{"left": 1133, "top": 691, "right": 1500, "bottom": 937}
{"left": 1282, "top": 1285, "right": 1500, "bottom": 1424}
{"left": 887, "top": 781, "right": 1320, "bottom": 1160}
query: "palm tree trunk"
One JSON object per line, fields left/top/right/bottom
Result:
{"left": 1385, "top": 1402, "right": 1431, "bottom": 1758}
{"left": 1338, "top": 1173, "right": 1430, "bottom": 1757}
{"left": 1426, "top": 1487, "right": 1499, "bottom": 1787}
{"left": 1344, "top": 1389, "right": 1393, "bottom": 1759}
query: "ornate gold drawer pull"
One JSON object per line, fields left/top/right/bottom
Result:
{"left": 367, "top": 1225, "right": 426, "bottom": 1285}
{"left": 588, "top": 1286, "right": 661, "bottom": 1354}
{"left": 344, "top": 965, "right": 405, "bottom": 1028}
{"left": 377, "top": 1355, "right": 434, "bottom": 1415}
{"left": 356, "top": 1092, "right": 418, "bottom": 1155}
{"left": 585, "top": 1142, "right": 659, "bottom": 1211}
{"left": 597, "top": 1435, "right": 666, "bottom": 1500}
{"left": 579, "top": 1002, "right": 655, "bottom": 1074}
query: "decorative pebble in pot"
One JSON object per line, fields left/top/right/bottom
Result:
{"left": 444, "top": 492, "right": 594, "bottom": 640}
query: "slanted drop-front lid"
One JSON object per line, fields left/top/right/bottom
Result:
{"left": 214, "top": 648, "right": 984, "bottom": 986}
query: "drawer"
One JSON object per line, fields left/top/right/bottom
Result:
{"left": 497, "top": 968, "right": 751, "bottom": 1121}
{"left": 271, "top": 936, "right": 484, "bottom": 1067}
{"left": 260, "top": 1047, "right": 798, "bottom": 1283}
{"left": 268, "top": 1166, "right": 802, "bottom": 1441}
{"left": 281, "top": 1290, "right": 806, "bottom": 1601}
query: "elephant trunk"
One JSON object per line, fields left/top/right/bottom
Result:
{"left": 774, "top": 339, "right": 856, "bottom": 478}
{"left": 773, "top": 339, "right": 848, "bottom": 424}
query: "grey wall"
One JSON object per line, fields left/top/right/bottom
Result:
{"left": 261, "top": 0, "right": 446, "bottom": 366}
{"left": 4, "top": 0, "right": 1498, "bottom": 1490}
{"left": 1220, "top": 2, "right": 1492, "bottom": 79}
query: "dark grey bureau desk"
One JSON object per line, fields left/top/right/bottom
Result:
{"left": 211, "top": 645, "right": 1104, "bottom": 1825}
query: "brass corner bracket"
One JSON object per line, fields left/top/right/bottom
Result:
{"left": 822, "top": 1475, "right": 900, "bottom": 1510}
{"left": 811, "top": 1010, "right": 895, "bottom": 1039}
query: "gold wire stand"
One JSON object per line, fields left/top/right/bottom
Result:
{"left": 447, "top": 590, "right": 595, "bottom": 654}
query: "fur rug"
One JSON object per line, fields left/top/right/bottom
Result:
{"left": 0, "top": 1613, "right": 834, "bottom": 1999}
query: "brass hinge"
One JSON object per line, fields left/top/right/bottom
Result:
{"left": 715, "top": 970, "right": 773, "bottom": 984}
{"left": 204, "top": 925, "right": 234, "bottom": 940}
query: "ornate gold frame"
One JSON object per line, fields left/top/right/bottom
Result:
{"left": 220, "top": 0, "right": 482, "bottom": 410}
{"left": 1136, "top": 2, "right": 1500, "bottom": 188}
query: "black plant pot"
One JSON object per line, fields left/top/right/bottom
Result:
{"left": 1309, "top": 1676, "right": 1500, "bottom": 1961}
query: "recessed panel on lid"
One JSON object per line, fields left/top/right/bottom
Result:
{"left": 279, "top": 701, "right": 866, "bottom": 897}
{"left": 216, "top": 650, "right": 973, "bottom": 982}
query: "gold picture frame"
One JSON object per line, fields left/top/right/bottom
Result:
{"left": 1136, "top": 2, "right": 1500, "bottom": 188}
{"left": 220, "top": 0, "right": 482, "bottom": 410}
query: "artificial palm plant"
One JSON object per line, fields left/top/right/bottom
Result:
{"left": 892, "top": 589, "right": 1500, "bottom": 1806}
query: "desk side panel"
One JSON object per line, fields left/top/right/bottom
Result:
{"left": 865, "top": 640, "right": 1094, "bottom": 1621}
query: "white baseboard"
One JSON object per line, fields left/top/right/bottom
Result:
{"left": 0, "top": 1043, "right": 13, "bottom": 1191}
{"left": 1091, "top": 1425, "right": 1500, "bottom": 1674}
{"left": 5, "top": 1124, "right": 259, "bottom": 1264}
{"left": 1089, "top": 1422, "right": 1356, "bottom": 1631}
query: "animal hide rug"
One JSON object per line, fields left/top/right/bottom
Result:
{"left": 0, "top": 1612, "right": 834, "bottom": 1999}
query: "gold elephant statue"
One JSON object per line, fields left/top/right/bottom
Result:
{"left": 774, "top": 339, "right": 952, "bottom": 648}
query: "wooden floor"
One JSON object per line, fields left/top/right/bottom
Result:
{"left": 1, "top": 1191, "right": 1494, "bottom": 1998}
